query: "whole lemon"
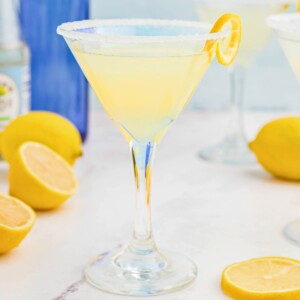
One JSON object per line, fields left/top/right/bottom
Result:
{"left": 249, "top": 117, "right": 300, "bottom": 180}
{"left": 0, "top": 111, "right": 82, "bottom": 165}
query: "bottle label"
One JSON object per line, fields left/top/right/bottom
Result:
{"left": 0, "top": 65, "right": 29, "bottom": 130}
{"left": 22, "top": 65, "right": 30, "bottom": 114}
{"left": 0, "top": 73, "right": 19, "bottom": 129}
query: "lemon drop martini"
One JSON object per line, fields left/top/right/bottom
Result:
{"left": 195, "top": 0, "right": 299, "bottom": 164}
{"left": 74, "top": 49, "right": 210, "bottom": 143}
{"left": 267, "top": 13, "right": 300, "bottom": 244}
{"left": 57, "top": 16, "right": 241, "bottom": 296}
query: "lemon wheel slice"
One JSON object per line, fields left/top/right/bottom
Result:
{"left": 205, "top": 14, "right": 241, "bottom": 66}
{"left": 222, "top": 257, "right": 300, "bottom": 300}
{"left": 0, "top": 193, "right": 35, "bottom": 254}
{"left": 9, "top": 142, "right": 78, "bottom": 210}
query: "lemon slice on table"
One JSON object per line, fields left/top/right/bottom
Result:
{"left": 9, "top": 142, "right": 78, "bottom": 211}
{"left": 222, "top": 257, "right": 300, "bottom": 300}
{"left": 0, "top": 193, "right": 35, "bottom": 254}
{"left": 204, "top": 14, "right": 242, "bottom": 66}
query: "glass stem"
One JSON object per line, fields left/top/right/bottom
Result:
{"left": 129, "top": 140, "right": 157, "bottom": 255}
{"left": 226, "top": 65, "right": 246, "bottom": 141}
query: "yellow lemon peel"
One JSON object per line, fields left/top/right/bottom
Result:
{"left": 204, "top": 14, "right": 242, "bottom": 66}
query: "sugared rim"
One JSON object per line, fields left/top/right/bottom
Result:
{"left": 267, "top": 13, "right": 300, "bottom": 40}
{"left": 57, "top": 18, "right": 230, "bottom": 43}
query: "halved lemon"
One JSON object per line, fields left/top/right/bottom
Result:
{"left": 205, "top": 14, "right": 242, "bottom": 66}
{"left": 9, "top": 142, "right": 78, "bottom": 210}
{"left": 0, "top": 193, "right": 35, "bottom": 254}
{"left": 222, "top": 257, "right": 300, "bottom": 300}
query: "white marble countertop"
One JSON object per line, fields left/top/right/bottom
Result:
{"left": 1, "top": 110, "right": 300, "bottom": 300}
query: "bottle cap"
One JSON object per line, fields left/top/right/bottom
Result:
{"left": 0, "top": 0, "right": 21, "bottom": 47}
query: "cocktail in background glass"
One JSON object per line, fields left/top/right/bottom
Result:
{"left": 57, "top": 16, "right": 241, "bottom": 296}
{"left": 195, "top": 0, "right": 298, "bottom": 164}
{"left": 267, "top": 13, "right": 300, "bottom": 244}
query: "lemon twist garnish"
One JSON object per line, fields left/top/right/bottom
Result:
{"left": 283, "top": 0, "right": 300, "bottom": 11}
{"left": 204, "top": 14, "right": 242, "bottom": 66}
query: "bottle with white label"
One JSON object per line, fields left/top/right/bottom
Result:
{"left": 0, "top": 0, "right": 30, "bottom": 131}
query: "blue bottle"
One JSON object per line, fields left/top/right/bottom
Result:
{"left": 20, "top": 0, "right": 89, "bottom": 141}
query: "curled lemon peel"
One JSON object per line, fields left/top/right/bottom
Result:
{"left": 204, "top": 14, "right": 242, "bottom": 66}
{"left": 283, "top": 0, "right": 300, "bottom": 11}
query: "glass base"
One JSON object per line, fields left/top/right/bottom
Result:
{"left": 199, "top": 134, "right": 256, "bottom": 165}
{"left": 84, "top": 245, "right": 197, "bottom": 296}
{"left": 284, "top": 219, "right": 300, "bottom": 244}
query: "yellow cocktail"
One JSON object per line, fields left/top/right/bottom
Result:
{"left": 73, "top": 49, "right": 210, "bottom": 143}
{"left": 267, "top": 12, "right": 300, "bottom": 243}
{"left": 196, "top": 0, "right": 298, "bottom": 164}
{"left": 57, "top": 16, "right": 241, "bottom": 296}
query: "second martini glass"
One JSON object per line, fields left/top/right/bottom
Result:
{"left": 267, "top": 13, "right": 300, "bottom": 244}
{"left": 57, "top": 16, "right": 240, "bottom": 296}
{"left": 195, "top": 0, "right": 298, "bottom": 164}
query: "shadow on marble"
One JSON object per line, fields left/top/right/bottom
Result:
{"left": 0, "top": 161, "right": 9, "bottom": 187}
{"left": 242, "top": 168, "right": 300, "bottom": 186}
{"left": 52, "top": 277, "right": 200, "bottom": 300}
{"left": 0, "top": 247, "right": 19, "bottom": 261}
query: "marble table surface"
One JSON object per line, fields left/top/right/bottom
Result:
{"left": 1, "top": 110, "right": 300, "bottom": 300}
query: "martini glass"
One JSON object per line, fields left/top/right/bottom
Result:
{"left": 195, "top": 0, "right": 297, "bottom": 164}
{"left": 57, "top": 18, "right": 238, "bottom": 296}
{"left": 267, "top": 13, "right": 300, "bottom": 244}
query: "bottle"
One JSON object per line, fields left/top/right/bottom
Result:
{"left": 20, "top": 0, "right": 89, "bottom": 142}
{"left": 0, "top": 0, "right": 30, "bottom": 131}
